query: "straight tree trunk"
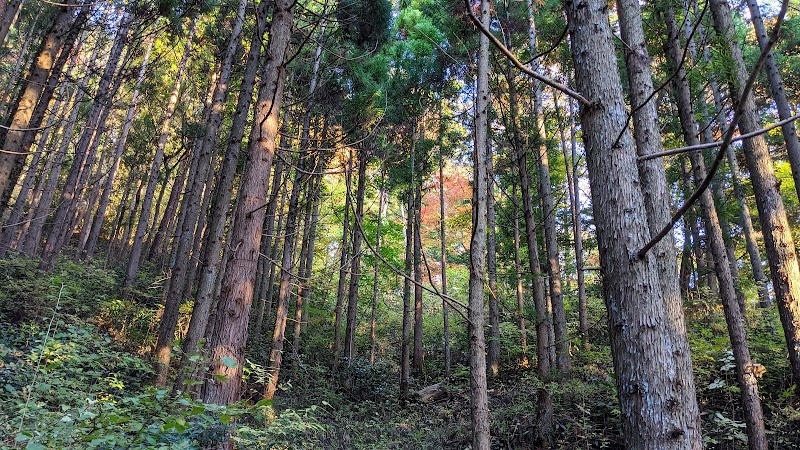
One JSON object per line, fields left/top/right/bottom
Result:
{"left": 486, "top": 131, "right": 500, "bottom": 376}
{"left": 412, "top": 179, "right": 424, "bottom": 375}
{"left": 124, "top": 26, "right": 194, "bottom": 292}
{"left": 294, "top": 173, "right": 322, "bottom": 358}
{"left": 0, "top": 5, "right": 78, "bottom": 211}
{"left": 468, "top": 1, "right": 491, "bottom": 446}
{"left": 439, "top": 148, "right": 450, "bottom": 376}
{"left": 203, "top": 0, "right": 294, "bottom": 405}
{"left": 615, "top": 1, "right": 702, "bottom": 443}
{"left": 567, "top": 0, "right": 702, "bottom": 446}
{"left": 153, "top": 56, "right": 220, "bottom": 387}
{"left": 40, "top": 11, "right": 131, "bottom": 268}
{"left": 664, "top": 8, "right": 766, "bottom": 448}
{"left": 332, "top": 149, "right": 353, "bottom": 366}
{"left": 710, "top": 0, "right": 800, "bottom": 387}
{"left": 263, "top": 153, "right": 308, "bottom": 400}
{"left": 746, "top": 0, "right": 800, "bottom": 201}
{"left": 512, "top": 184, "right": 528, "bottom": 365}
{"left": 175, "top": 0, "right": 252, "bottom": 387}
{"left": 344, "top": 150, "right": 367, "bottom": 360}
{"left": 400, "top": 187, "right": 413, "bottom": 406}
{"left": 558, "top": 95, "right": 587, "bottom": 341}
{"left": 370, "top": 170, "right": 385, "bottom": 364}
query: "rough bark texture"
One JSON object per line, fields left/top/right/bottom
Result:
{"left": 710, "top": 0, "right": 800, "bottom": 388}
{"left": 124, "top": 27, "right": 194, "bottom": 292}
{"left": 202, "top": 1, "right": 294, "bottom": 405}
{"left": 486, "top": 133, "right": 500, "bottom": 377}
{"left": 665, "top": 8, "right": 766, "bottom": 448}
{"left": 0, "top": 5, "right": 75, "bottom": 211}
{"left": 568, "top": 0, "right": 702, "bottom": 447}
{"left": 468, "top": 1, "right": 491, "bottom": 447}
{"left": 174, "top": 0, "right": 251, "bottom": 390}
{"left": 615, "top": 1, "right": 702, "bottom": 444}
{"left": 40, "top": 11, "right": 131, "bottom": 268}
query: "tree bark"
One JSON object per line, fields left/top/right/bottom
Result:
{"left": 0, "top": 5, "right": 78, "bottom": 212}
{"left": 153, "top": 54, "right": 220, "bottom": 387}
{"left": 710, "top": 0, "right": 800, "bottom": 388}
{"left": 468, "top": 2, "right": 491, "bottom": 447}
{"left": 40, "top": 11, "right": 130, "bottom": 269}
{"left": 344, "top": 150, "right": 367, "bottom": 360}
{"left": 400, "top": 186, "right": 413, "bottom": 406}
{"left": 332, "top": 149, "right": 353, "bottom": 366}
{"left": 486, "top": 130, "right": 500, "bottom": 377}
{"left": 203, "top": 0, "right": 294, "bottom": 405}
{"left": 567, "top": 0, "right": 702, "bottom": 446}
{"left": 615, "top": 1, "right": 702, "bottom": 445}
{"left": 665, "top": 8, "right": 766, "bottom": 448}
{"left": 438, "top": 147, "right": 450, "bottom": 376}
{"left": 412, "top": 177, "right": 424, "bottom": 375}
{"left": 370, "top": 170, "right": 385, "bottom": 364}
{"left": 124, "top": 25, "right": 194, "bottom": 292}
{"left": 84, "top": 35, "right": 155, "bottom": 260}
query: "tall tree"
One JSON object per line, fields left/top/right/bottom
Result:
{"left": 467, "top": 0, "right": 491, "bottom": 447}
{"left": 709, "top": 0, "right": 800, "bottom": 388}
{"left": 567, "top": 0, "right": 703, "bottom": 446}
{"left": 203, "top": 0, "right": 296, "bottom": 405}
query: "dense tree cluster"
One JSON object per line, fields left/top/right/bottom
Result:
{"left": 1, "top": 0, "right": 800, "bottom": 448}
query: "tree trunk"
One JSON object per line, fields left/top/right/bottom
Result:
{"left": 700, "top": 38, "right": 771, "bottom": 307}
{"left": 512, "top": 184, "right": 528, "bottom": 366}
{"left": 412, "top": 177, "right": 424, "bottom": 375}
{"left": 344, "top": 150, "right": 367, "bottom": 361}
{"left": 332, "top": 149, "right": 353, "bottom": 366}
{"left": 558, "top": 94, "right": 587, "bottom": 342}
{"left": 294, "top": 173, "right": 322, "bottom": 359}
{"left": 468, "top": 1, "right": 491, "bottom": 447}
{"left": 710, "top": 0, "right": 800, "bottom": 388}
{"left": 124, "top": 25, "right": 194, "bottom": 292}
{"left": 664, "top": 8, "right": 766, "bottom": 447}
{"left": 173, "top": 0, "right": 251, "bottom": 389}
{"left": 746, "top": 0, "right": 800, "bottom": 201}
{"left": 439, "top": 148, "right": 450, "bottom": 376}
{"left": 263, "top": 150, "right": 308, "bottom": 400}
{"left": 40, "top": 11, "right": 130, "bottom": 268}
{"left": 615, "top": 1, "right": 702, "bottom": 445}
{"left": 0, "top": 0, "right": 22, "bottom": 46}
{"left": 485, "top": 130, "right": 500, "bottom": 377}
{"left": 0, "top": 5, "right": 79, "bottom": 212}
{"left": 203, "top": 0, "right": 294, "bottom": 405}
{"left": 568, "top": 0, "right": 702, "bottom": 446}
{"left": 400, "top": 187, "right": 413, "bottom": 406}
{"left": 84, "top": 35, "right": 154, "bottom": 260}
{"left": 153, "top": 55, "right": 220, "bottom": 387}
{"left": 370, "top": 170, "right": 385, "bottom": 364}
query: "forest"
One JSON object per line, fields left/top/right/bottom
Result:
{"left": 0, "top": 0, "right": 799, "bottom": 448}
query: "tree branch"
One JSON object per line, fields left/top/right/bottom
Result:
{"left": 638, "top": 113, "right": 800, "bottom": 161}
{"left": 463, "top": 0, "right": 591, "bottom": 106}
{"left": 636, "top": 0, "right": 789, "bottom": 259}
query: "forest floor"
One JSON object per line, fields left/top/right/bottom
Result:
{"left": 0, "top": 256, "right": 799, "bottom": 449}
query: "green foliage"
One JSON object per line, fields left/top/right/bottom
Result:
{"left": 0, "top": 256, "right": 119, "bottom": 322}
{"left": 0, "top": 317, "right": 326, "bottom": 449}
{"left": 336, "top": 0, "right": 392, "bottom": 50}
